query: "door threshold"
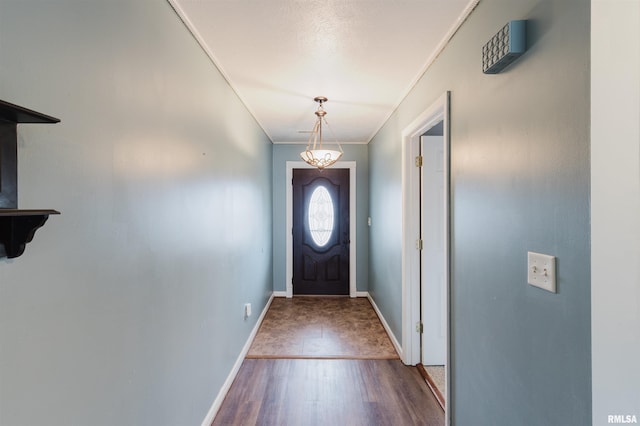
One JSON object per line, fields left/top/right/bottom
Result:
{"left": 417, "top": 363, "right": 445, "bottom": 410}
{"left": 291, "top": 294, "right": 351, "bottom": 298}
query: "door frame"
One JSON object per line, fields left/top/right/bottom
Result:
{"left": 286, "top": 161, "right": 357, "bottom": 298}
{"left": 401, "top": 92, "right": 451, "bottom": 419}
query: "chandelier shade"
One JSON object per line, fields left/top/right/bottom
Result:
{"left": 300, "top": 97, "right": 343, "bottom": 169}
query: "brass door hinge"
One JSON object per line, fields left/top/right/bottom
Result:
{"left": 415, "top": 155, "right": 423, "bottom": 167}
{"left": 416, "top": 239, "right": 423, "bottom": 250}
{"left": 416, "top": 321, "right": 423, "bottom": 333}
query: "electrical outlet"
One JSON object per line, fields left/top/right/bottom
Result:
{"left": 244, "top": 303, "right": 252, "bottom": 319}
{"left": 527, "top": 252, "right": 556, "bottom": 293}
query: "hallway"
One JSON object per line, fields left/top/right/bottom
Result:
{"left": 212, "top": 297, "right": 444, "bottom": 425}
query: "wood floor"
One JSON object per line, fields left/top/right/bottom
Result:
{"left": 213, "top": 359, "right": 444, "bottom": 426}
{"left": 212, "top": 298, "right": 444, "bottom": 425}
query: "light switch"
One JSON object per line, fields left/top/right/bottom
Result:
{"left": 527, "top": 252, "right": 556, "bottom": 293}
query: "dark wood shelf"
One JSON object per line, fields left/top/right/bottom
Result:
{"left": 0, "top": 99, "right": 60, "bottom": 259}
{"left": 0, "top": 209, "right": 61, "bottom": 216}
{"left": 0, "top": 99, "right": 60, "bottom": 124}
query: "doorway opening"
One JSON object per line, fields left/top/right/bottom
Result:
{"left": 286, "top": 161, "right": 357, "bottom": 298}
{"left": 401, "top": 92, "right": 451, "bottom": 421}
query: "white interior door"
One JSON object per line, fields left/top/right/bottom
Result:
{"left": 421, "top": 134, "right": 446, "bottom": 365}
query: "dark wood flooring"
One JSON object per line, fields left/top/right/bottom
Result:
{"left": 212, "top": 358, "right": 444, "bottom": 426}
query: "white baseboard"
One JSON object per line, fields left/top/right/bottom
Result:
{"left": 367, "top": 293, "right": 403, "bottom": 360}
{"left": 200, "top": 293, "right": 274, "bottom": 426}
{"left": 276, "top": 291, "right": 366, "bottom": 298}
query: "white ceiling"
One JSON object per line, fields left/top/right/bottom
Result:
{"left": 169, "top": 0, "right": 478, "bottom": 144}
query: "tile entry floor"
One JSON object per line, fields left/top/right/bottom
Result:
{"left": 247, "top": 297, "right": 399, "bottom": 359}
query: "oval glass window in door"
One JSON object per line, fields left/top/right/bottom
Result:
{"left": 308, "top": 185, "right": 334, "bottom": 247}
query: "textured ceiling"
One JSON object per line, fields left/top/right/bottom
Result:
{"left": 169, "top": 0, "right": 477, "bottom": 143}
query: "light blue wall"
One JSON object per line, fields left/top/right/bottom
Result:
{"left": 0, "top": 2, "right": 272, "bottom": 425}
{"left": 369, "top": 0, "right": 591, "bottom": 424}
{"left": 272, "top": 144, "right": 369, "bottom": 293}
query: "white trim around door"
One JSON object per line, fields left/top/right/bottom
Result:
{"left": 286, "top": 161, "right": 357, "bottom": 298}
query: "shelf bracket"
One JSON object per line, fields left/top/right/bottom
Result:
{"left": 0, "top": 211, "right": 59, "bottom": 258}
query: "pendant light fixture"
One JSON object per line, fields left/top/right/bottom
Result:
{"left": 300, "top": 96, "right": 343, "bottom": 169}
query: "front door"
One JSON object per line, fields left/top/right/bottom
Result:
{"left": 292, "top": 168, "right": 349, "bottom": 295}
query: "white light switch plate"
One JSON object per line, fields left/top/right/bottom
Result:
{"left": 527, "top": 252, "right": 556, "bottom": 293}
